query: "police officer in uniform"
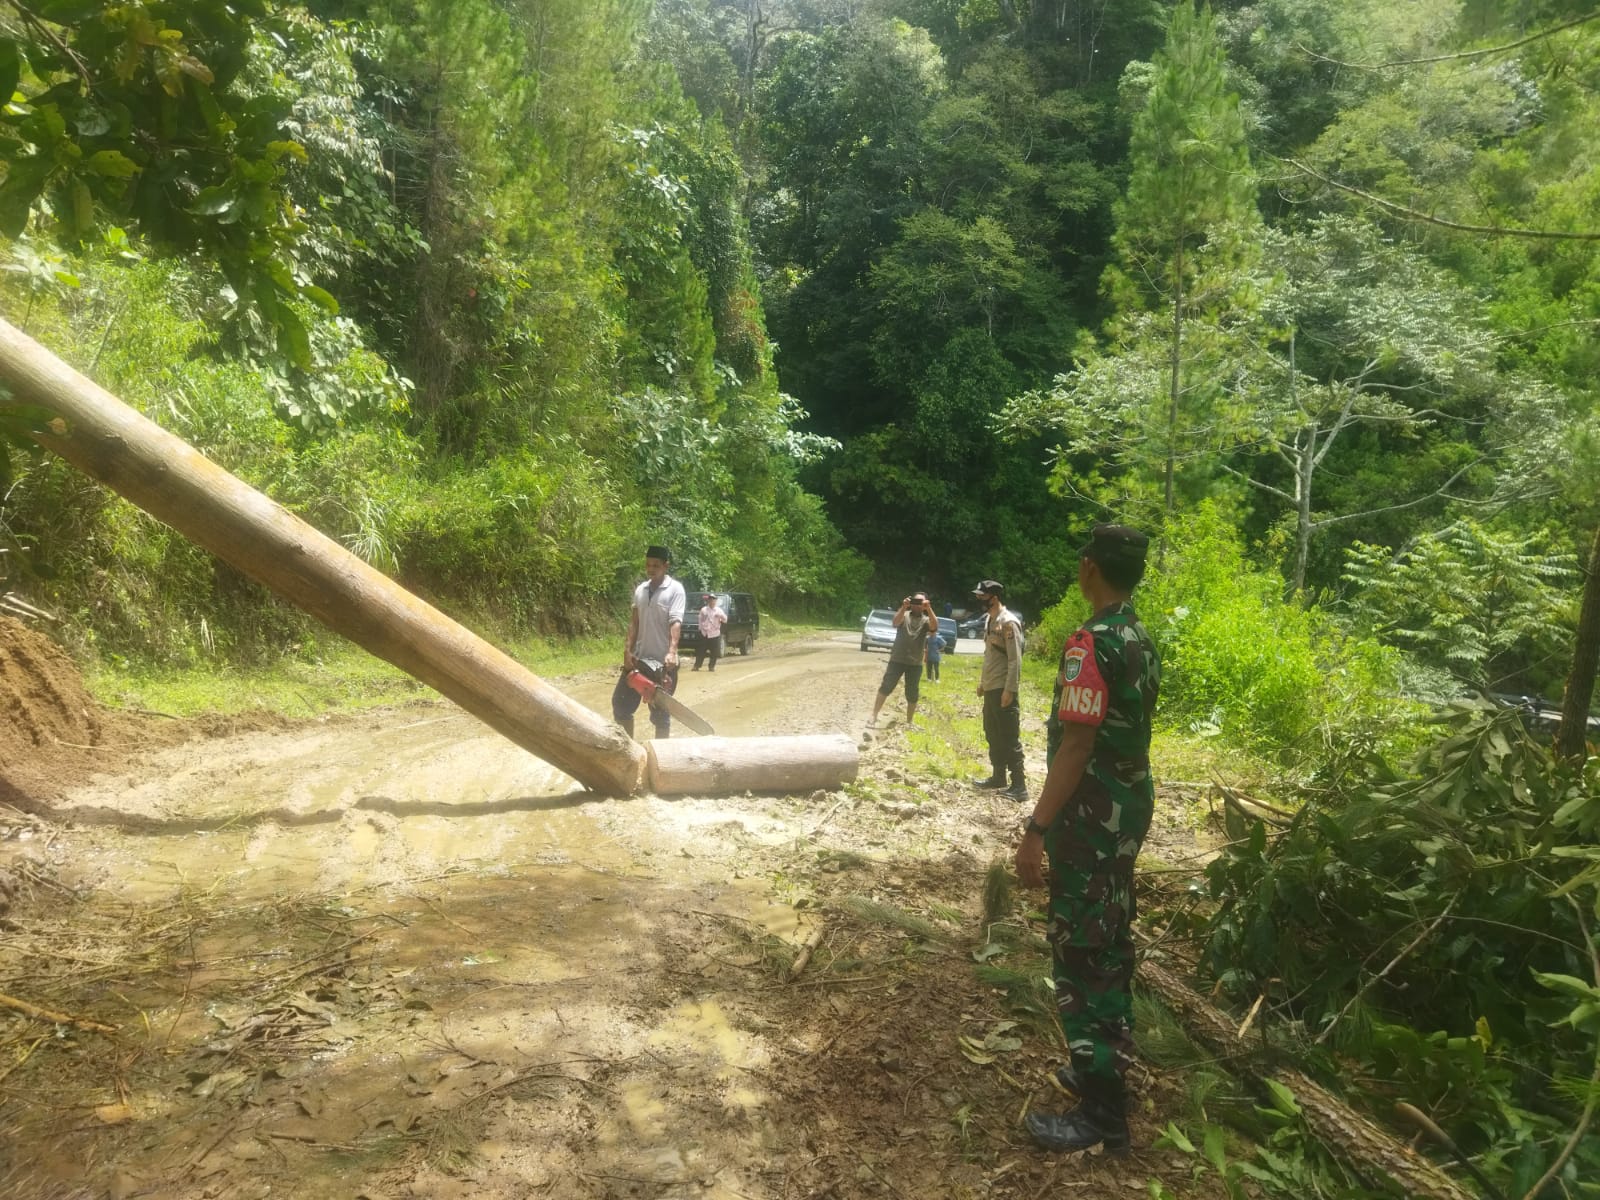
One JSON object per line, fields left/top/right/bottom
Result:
{"left": 1013, "top": 525, "right": 1160, "bottom": 1153}
{"left": 972, "top": 580, "right": 1026, "bottom": 801}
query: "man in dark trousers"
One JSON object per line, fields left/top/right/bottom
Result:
{"left": 869, "top": 592, "right": 937, "bottom": 728}
{"left": 973, "top": 580, "right": 1026, "bottom": 801}
{"left": 1014, "top": 525, "right": 1161, "bottom": 1154}
{"left": 611, "top": 545, "right": 685, "bottom": 739}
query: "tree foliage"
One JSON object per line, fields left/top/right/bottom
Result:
{"left": 0, "top": 0, "right": 871, "bottom": 659}
{"left": 1343, "top": 521, "right": 1579, "bottom": 692}
{"left": 1204, "top": 703, "right": 1600, "bottom": 1197}
{"left": 0, "top": 0, "right": 1595, "bottom": 688}
{"left": 0, "top": 0, "right": 336, "bottom": 364}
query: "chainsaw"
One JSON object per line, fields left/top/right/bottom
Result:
{"left": 627, "top": 658, "right": 715, "bottom": 736}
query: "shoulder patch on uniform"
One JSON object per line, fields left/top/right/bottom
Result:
{"left": 1056, "top": 629, "right": 1107, "bottom": 729}
{"left": 1062, "top": 645, "right": 1086, "bottom": 682}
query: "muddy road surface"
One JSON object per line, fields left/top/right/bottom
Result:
{"left": 1, "top": 633, "right": 1212, "bottom": 1200}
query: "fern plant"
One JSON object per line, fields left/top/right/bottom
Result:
{"left": 1342, "top": 520, "right": 1579, "bottom": 689}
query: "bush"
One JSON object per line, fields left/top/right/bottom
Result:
{"left": 1031, "top": 504, "right": 1403, "bottom": 756}
{"left": 1201, "top": 703, "right": 1600, "bottom": 1195}
{"left": 1147, "top": 506, "right": 1403, "bottom": 753}
{"left": 388, "top": 446, "right": 635, "bottom": 632}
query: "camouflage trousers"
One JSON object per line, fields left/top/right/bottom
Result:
{"left": 1042, "top": 776, "right": 1150, "bottom": 1085}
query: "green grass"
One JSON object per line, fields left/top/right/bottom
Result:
{"left": 904, "top": 653, "right": 990, "bottom": 779}
{"left": 87, "top": 632, "right": 621, "bottom": 718}
{"left": 1151, "top": 728, "right": 1277, "bottom": 793}
{"left": 85, "top": 619, "right": 837, "bottom": 719}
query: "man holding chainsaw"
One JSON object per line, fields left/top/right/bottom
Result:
{"left": 611, "top": 545, "right": 686, "bottom": 739}
{"left": 1014, "top": 524, "right": 1160, "bottom": 1155}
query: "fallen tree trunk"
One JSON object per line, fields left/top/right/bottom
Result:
{"left": 648, "top": 734, "right": 858, "bottom": 795}
{"left": 1136, "top": 959, "right": 1475, "bottom": 1200}
{"left": 0, "top": 317, "right": 646, "bottom": 796}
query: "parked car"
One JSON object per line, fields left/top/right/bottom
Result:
{"left": 680, "top": 591, "right": 760, "bottom": 656}
{"left": 860, "top": 610, "right": 955, "bottom": 654}
{"left": 1489, "top": 691, "right": 1567, "bottom": 734}
{"left": 959, "top": 610, "right": 1024, "bottom": 639}
{"left": 860, "top": 608, "right": 896, "bottom": 652}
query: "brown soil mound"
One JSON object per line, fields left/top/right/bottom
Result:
{"left": 0, "top": 615, "right": 104, "bottom": 811}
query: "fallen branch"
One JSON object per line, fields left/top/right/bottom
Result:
{"left": 1396, "top": 1102, "right": 1509, "bottom": 1200}
{"left": 0, "top": 989, "right": 118, "bottom": 1035}
{"left": 788, "top": 922, "right": 829, "bottom": 981}
{"left": 1136, "top": 960, "right": 1472, "bottom": 1200}
{"left": 1219, "top": 786, "right": 1293, "bottom": 829}
{"left": 807, "top": 795, "right": 850, "bottom": 838}
{"left": 0, "top": 1033, "right": 47, "bottom": 1085}
{"left": 1315, "top": 899, "right": 1458, "bottom": 1046}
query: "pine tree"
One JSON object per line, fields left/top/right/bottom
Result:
{"left": 1110, "top": 1, "right": 1260, "bottom": 530}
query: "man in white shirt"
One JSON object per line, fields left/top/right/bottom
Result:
{"left": 694, "top": 593, "right": 726, "bottom": 671}
{"left": 611, "top": 544, "right": 686, "bottom": 739}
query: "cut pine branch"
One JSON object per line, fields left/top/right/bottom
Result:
{"left": 1215, "top": 783, "right": 1294, "bottom": 829}
{"left": 1136, "top": 960, "right": 1473, "bottom": 1200}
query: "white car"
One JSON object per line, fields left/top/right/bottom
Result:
{"left": 859, "top": 609, "right": 897, "bottom": 652}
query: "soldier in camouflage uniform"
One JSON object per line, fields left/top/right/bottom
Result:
{"left": 1014, "top": 524, "right": 1160, "bottom": 1154}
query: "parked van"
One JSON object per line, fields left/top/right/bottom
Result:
{"left": 680, "top": 592, "right": 761, "bottom": 656}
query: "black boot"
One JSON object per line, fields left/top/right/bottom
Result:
{"left": 1054, "top": 1064, "right": 1085, "bottom": 1095}
{"left": 1026, "top": 1074, "right": 1129, "bottom": 1154}
{"left": 1004, "top": 755, "right": 1028, "bottom": 801}
{"left": 974, "top": 771, "right": 1007, "bottom": 789}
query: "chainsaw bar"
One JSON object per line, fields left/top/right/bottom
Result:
{"left": 648, "top": 687, "right": 715, "bottom": 736}
{"left": 626, "top": 666, "right": 715, "bottom": 736}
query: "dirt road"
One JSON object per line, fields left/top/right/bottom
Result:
{"left": 0, "top": 633, "right": 1210, "bottom": 1200}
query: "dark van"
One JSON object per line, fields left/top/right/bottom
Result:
{"left": 679, "top": 592, "right": 761, "bottom": 656}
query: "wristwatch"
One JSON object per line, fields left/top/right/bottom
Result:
{"left": 1024, "top": 816, "right": 1049, "bottom": 837}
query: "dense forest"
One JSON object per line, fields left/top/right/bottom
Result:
{"left": 1, "top": 0, "right": 1596, "bottom": 705}
{"left": 1, "top": 3, "right": 1599, "bottom": 1196}
{"left": 0, "top": 0, "right": 1595, "bottom": 689}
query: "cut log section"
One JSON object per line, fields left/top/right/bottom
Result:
{"left": 1136, "top": 960, "right": 1473, "bottom": 1200}
{"left": 0, "top": 317, "right": 646, "bottom": 796}
{"left": 648, "top": 735, "right": 858, "bottom": 795}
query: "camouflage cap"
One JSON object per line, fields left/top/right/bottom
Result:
{"left": 1078, "top": 524, "right": 1149, "bottom": 567}
{"left": 971, "top": 579, "right": 1005, "bottom": 599}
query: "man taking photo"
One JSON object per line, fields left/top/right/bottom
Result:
{"left": 869, "top": 592, "right": 937, "bottom": 729}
